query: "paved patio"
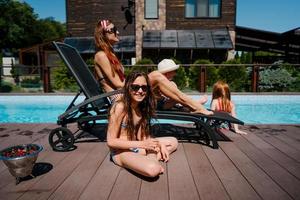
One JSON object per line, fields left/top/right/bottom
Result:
{"left": 0, "top": 123, "right": 299, "bottom": 200}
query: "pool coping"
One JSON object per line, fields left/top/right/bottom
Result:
{"left": 1, "top": 92, "right": 300, "bottom": 96}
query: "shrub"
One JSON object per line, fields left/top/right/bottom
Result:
{"left": 20, "top": 77, "right": 41, "bottom": 88}
{"left": 0, "top": 82, "right": 13, "bottom": 92}
{"left": 259, "top": 63, "right": 297, "bottom": 92}
{"left": 126, "top": 58, "right": 154, "bottom": 75}
{"left": 171, "top": 58, "right": 188, "bottom": 90}
{"left": 218, "top": 59, "right": 247, "bottom": 91}
{"left": 52, "top": 61, "right": 79, "bottom": 92}
{"left": 189, "top": 59, "right": 215, "bottom": 91}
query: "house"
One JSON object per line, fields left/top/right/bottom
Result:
{"left": 66, "top": 0, "right": 236, "bottom": 64}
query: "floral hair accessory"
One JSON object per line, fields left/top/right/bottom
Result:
{"left": 100, "top": 20, "right": 109, "bottom": 30}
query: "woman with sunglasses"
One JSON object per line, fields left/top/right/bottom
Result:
{"left": 94, "top": 19, "right": 212, "bottom": 115}
{"left": 107, "top": 71, "right": 178, "bottom": 177}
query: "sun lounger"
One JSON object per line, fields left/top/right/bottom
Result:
{"left": 49, "top": 41, "right": 244, "bottom": 151}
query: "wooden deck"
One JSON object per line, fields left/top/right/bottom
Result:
{"left": 0, "top": 123, "right": 299, "bottom": 200}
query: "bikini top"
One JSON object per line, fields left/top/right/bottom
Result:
{"left": 121, "top": 121, "right": 127, "bottom": 128}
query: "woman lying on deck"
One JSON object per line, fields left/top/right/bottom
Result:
{"left": 94, "top": 19, "right": 212, "bottom": 115}
{"left": 107, "top": 71, "right": 178, "bottom": 177}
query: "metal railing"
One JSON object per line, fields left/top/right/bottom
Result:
{"left": 0, "top": 63, "right": 299, "bottom": 93}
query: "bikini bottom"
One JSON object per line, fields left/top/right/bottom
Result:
{"left": 110, "top": 148, "right": 140, "bottom": 165}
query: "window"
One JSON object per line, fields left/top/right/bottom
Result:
{"left": 145, "top": 0, "right": 158, "bottom": 19}
{"left": 185, "top": 0, "right": 221, "bottom": 18}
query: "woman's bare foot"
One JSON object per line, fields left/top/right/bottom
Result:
{"left": 159, "top": 165, "right": 164, "bottom": 174}
{"left": 199, "top": 94, "right": 208, "bottom": 105}
{"left": 193, "top": 108, "right": 213, "bottom": 115}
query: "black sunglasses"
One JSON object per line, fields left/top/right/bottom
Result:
{"left": 106, "top": 26, "right": 118, "bottom": 35}
{"left": 130, "top": 84, "right": 148, "bottom": 92}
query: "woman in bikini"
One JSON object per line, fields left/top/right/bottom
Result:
{"left": 94, "top": 19, "right": 212, "bottom": 115}
{"left": 107, "top": 71, "right": 178, "bottom": 177}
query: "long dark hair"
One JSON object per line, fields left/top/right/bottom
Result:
{"left": 122, "top": 72, "right": 156, "bottom": 140}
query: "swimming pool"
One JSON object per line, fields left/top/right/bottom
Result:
{"left": 0, "top": 95, "right": 299, "bottom": 124}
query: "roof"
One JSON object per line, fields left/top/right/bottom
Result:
{"left": 63, "top": 28, "right": 233, "bottom": 54}
{"left": 64, "top": 36, "right": 135, "bottom": 54}
{"left": 143, "top": 29, "right": 233, "bottom": 49}
{"left": 235, "top": 26, "right": 300, "bottom": 56}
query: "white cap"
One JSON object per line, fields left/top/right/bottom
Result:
{"left": 157, "top": 59, "right": 179, "bottom": 73}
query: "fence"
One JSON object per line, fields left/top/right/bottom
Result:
{"left": 0, "top": 63, "right": 299, "bottom": 93}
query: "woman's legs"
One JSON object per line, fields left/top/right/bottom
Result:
{"left": 114, "top": 151, "right": 164, "bottom": 177}
{"left": 148, "top": 71, "right": 212, "bottom": 115}
{"left": 156, "top": 136, "right": 178, "bottom": 154}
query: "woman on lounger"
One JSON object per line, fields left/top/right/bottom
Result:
{"left": 107, "top": 71, "right": 178, "bottom": 177}
{"left": 94, "top": 19, "right": 212, "bottom": 115}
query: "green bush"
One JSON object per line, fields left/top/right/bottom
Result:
{"left": 188, "top": 59, "right": 214, "bottom": 91}
{"left": 0, "top": 82, "right": 13, "bottom": 92}
{"left": 259, "top": 63, "right": 297, "bottom": 92}
{"left": 218, "top": 59, "right": 247, "bottom": 91}
{"left": 171, "top": 58, "right": 188, "bottom": 90}
{"left": 52, "top": 61, "right": 79, "bottom": 92}
{"left": 20, "top": 77, "right": 41, "bottom": 88}
{"left": 126, "top": 58, "right": 154, "bottom": 75}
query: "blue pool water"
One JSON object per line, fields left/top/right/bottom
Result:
{"left": 0, "top": 95, "right": 299, "bottom": 124}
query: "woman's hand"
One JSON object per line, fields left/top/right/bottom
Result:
{"left": 159, "top": 143, "right": 170, "bottom": 162}
{"left": 142, "top": 138, "right": 159, "bottom": 152}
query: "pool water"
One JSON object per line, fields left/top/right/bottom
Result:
{"left": 0, "top": 95, "right": 299, "bottom": 124}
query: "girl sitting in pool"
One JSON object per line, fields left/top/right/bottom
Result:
{"left": 211, "top": 81, "right": 247, "bottom": 135}
{"left": 106, "top": 71, "right": 178, "bottom": 177}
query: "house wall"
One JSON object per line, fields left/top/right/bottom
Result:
{"left": 66, "top": 0, "right": 135, "bottom": 37}
{"left": 166, "top": 0, "right": 236, "bottom": 31}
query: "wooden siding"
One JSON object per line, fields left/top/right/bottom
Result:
{"left": 166, "top": 0, "right": 236, "bottom": 31}
{"left": 66, "top": 0, "right": 135, "bottom": 37}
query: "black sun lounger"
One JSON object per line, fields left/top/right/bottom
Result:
{"left": 49, "top": 41, "right": 244, "bottom": 151}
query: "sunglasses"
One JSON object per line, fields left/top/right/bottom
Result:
{"left": 130, "top": 84, "right": 148, "bottom": 92}
{"left": 105, "top": 26, "right": 118, "bottom": 35}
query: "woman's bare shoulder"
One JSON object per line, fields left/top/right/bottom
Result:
{"left": 95, "top": 51, "right": 108, "bottom": 61}
{"left": 111, "top": 101, "right": 125, "bottom": 115}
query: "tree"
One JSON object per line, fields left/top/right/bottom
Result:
{"left": 0, "top": 0, "right": 66, "bottom": 52}
{"left": 0, "top": 0, "right": 37, "bottom": 50}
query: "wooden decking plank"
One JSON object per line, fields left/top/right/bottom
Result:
{"left": 0, "top": 123, "right": 35, "bottom": 148}
{"left": 253, "top": 127, "right": 300, "bottom": 162}
{"left": 271, "top": 129, "right": 300, "bottom": 151}
{"left": 167, "top": 143, "right": 200, "bottom": 200}
{"left": 228, "top": 132, "right": 300, "bottom": 200}
{"left": 17, "top": 142, "right": 98, "bottom": 200}
{"left": 47, "top": 142, "right": 109, "bottom": 200}
{"left": 139, "top": 162, "right": 168, "bottom": 200}
{"left": 281, "top": 125, "right": 300, "bottom": 140}
{"left": 183, "top": 143, "right": 230, "bottom": 200}
{"left": 107, "top": 168, "right": 141, "bottom": 200}
{"left": 242, "top": 129, "right": 300, "bottom": 179}
{"left": 203, "top": 143, "right": 261, "bottom": 200}
{"left": 78, "top": 154, "right": 121, "bottom": 200}
{"left": 219, "top": 138, "right": 292, "bottom": 200}
{"left": 0, "top": 123, "right": 53, "bottom": 149}
{"left": 0, "top": 139, "right": 71, "bottom": 200}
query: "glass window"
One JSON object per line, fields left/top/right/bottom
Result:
{"left": 145, "top": 0, "right": 158, "bottom": 19}
{"left": 185, "top": 0, "right": 220, "bottom": 18}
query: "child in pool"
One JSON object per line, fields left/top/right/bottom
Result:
{"left": 211, "top": 81, "right": 247, "bottom": 135}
